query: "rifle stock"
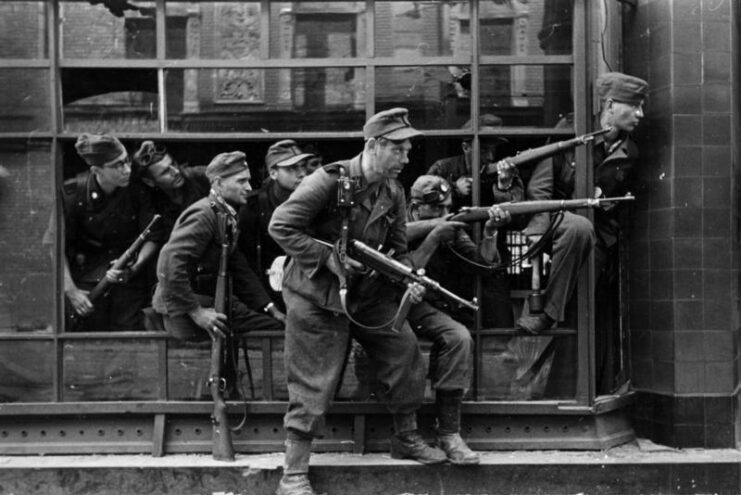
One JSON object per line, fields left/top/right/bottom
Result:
{"left": 449, "top": 195, "right": 635, "bottom": 223}
{"left": 482, "top": 127, "right": 611, "bottom": 175}
{"left": 66, "top": 214, "right": 162, "bottom": 329}
{"left": 211, "top": 212, "right": 235, "bottom": 461}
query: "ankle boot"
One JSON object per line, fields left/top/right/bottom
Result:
{"left": 435, "top": 390, "right": 480, "bottom": 465}
{"left": 276, "top": 439, "right": 325, "bottom": 495}
{"left": 390, "top": 413, "right": 446, "bottom": 464}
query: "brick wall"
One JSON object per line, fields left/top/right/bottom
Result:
{"left": 625, "top": 0, "right": 739, "bottom": 448}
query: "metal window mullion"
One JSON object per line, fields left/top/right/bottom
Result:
{"left": 156, "top": 0, "right": 166, "bottom": 133}
{"left": 47, "top": 0, "right": 64, "bottom": 403}
{"left": 365, "top": 0, "right": 376, "bottom": 119}
{"left": 573, "top": 0, "right": 595, "bottom": 405}
{"left": 469, "top": 0, "right": 483, "bottom": 401}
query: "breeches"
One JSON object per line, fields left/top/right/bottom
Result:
{"left": 282, "top": 286, "right": 426, "bottom": 438}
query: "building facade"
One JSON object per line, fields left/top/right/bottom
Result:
{"left": 0, "top": 0, "right": 737, "bottom": 455}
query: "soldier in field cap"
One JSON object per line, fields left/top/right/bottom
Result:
{"left": 269, "top": 108, "right": 442, "bottom": 495}
{"left": 43, "top": 133, "right": 163, "bottom": 331}
{"left": 520, "top": 71, "right": 648, "bottom": 395}
{"left": 151, "top": 150, "right": 283, "bottom": 345}
{"left": 238, "top": 140, "right": 316, "bottom": 315}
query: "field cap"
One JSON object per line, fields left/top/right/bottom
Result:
{"left": 206, "top": 151, "right": 248, "bottom": 181}
{"left": 363, "top": 107, "right": 423, "bottom": 141}
{"left": 265, "top": 140, "right": 314, "bottom": 169}
{"left": 597, "top": 72, "right": 648, "bottom": 105}
{"left": 75, "top": 133, "right": 127, "bottom": 167}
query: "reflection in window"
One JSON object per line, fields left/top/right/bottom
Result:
{"left": 375, "top": 1, "right": 468, "bottom": 58}
{"left": 0, "top": 142, "right": 54, "bottom": 334}
{"left": 166, "top": 68, "right": 365, "bottom": 133}
{"left": 62, "top": 69, "right": 158, "bottom": 133}
{"left": 63, "top": 340, "right": 161, "bottom": 401}
{"left": 479, "top": 64, "right": 572, "bottom": 128}
{"left": 0, "top": 1, "right": 47, "bottom": 59}
{"left": 0, "top": 341, "right": 54, "bottom": 401}
{"left": 0, "top": 69, "right": 51, "bottom": 133}
{"left": 61, "top": 1, "right": 157, "bottom": 59}
{"left": 375, "top": 66, "right": 469, "bottom": 130}
{"left": 270, "top": 2, "right": 366, "bottom": 59}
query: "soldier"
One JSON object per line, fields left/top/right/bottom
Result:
{"left": 133, "top": 140, "right": 210, "bottom": 237}
{"left": 405, "top": 174, "right": 511, "bottom": 465}
{"left": 238, "top": 140, "right": 314, "bottom": 312}
{"left": 48, "top": 133, "right": 162, "bottom": 332}
{"left": 269, "top": 108, "right": 443, "bottom": 495}
{"left": 517, "top": 72, "right": 647, "bottom": 336}
{"left": 427, "top": 113, "right": 522, "bottom": 210}
{"left": 151, "top": 151, "right": 283, "bottom": 343}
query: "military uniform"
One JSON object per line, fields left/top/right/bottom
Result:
{"left": 269, "top": 155, "right": 426, "bottom": 437}
{"left": 146, "top": 165, "right": 210, "bottom": 236}
{"left": 61, "top": 172, "right": 160, "bottom": 331}
{"left": 152, "top": 193, "right": 282, "bottom": 340}
{"left": 237, "top": 179, "right": 290, "bottom": 310}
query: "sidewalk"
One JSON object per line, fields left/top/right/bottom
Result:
{"left": 1, "top": 439, "right": 739, "bottom": 495}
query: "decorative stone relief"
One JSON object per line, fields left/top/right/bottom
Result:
{"left": 214, "top": 3, "right": 263, "bottom": 104}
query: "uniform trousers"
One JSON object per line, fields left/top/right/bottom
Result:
{"left": 282, "top": 286, "right": 426, "bottom": 438}
{"left": 407, "top": 301, "right": 473, "bottom": 392}
{"left": 541, "top": 211, "right": 595, "bottom": 322}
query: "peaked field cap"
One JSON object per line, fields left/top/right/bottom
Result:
{"left": 410, "top": 174, "right": 452, "bottom": 204}
{"left": 75, "top": 133, "right": 127, "bottom": 167}
{"left": 265, "top": 139, "right": 314, "bottom": 168}
{"left": 206, "top": 151, "right": 248, "bottom": 181}
{"left": 363, "top": 107, "right": 423, "bottom": 140}
{"left": 597, "top": 72, "right": 648, "bottom": 105}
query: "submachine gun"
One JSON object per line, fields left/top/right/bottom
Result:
{"left": 210, "top": 212, "right": 235, "bottom": 461}
{"left": 480, "top": 127, "right": 612, "bottom": 176}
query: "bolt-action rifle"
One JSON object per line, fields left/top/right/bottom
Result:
{"left": 449, "top": 195, "right": 635, "bottom": 223}
{"left": 66, "top": 214, "right": 162, "bottom": 331}
{"left": 210, "top": 212, "right": 235, "bottom": 461}
{"left": 481, "top": 127, "right": 612, "bottom": 176}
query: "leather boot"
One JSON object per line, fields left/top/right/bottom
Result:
{"left": 435, "top": 390, "right": 480, "bottom": 465}
{"left": 276, "top": 439, "right": 325, "bottom": 495}
{"left": 390, "top": 413, "right": 447, "bottom": 464}
{"left": 515, "top": 313, "right": 554, "bottom": 335}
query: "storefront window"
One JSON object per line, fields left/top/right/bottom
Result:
{"left": 0, "top": 70, "right": 51, "bottom": 133}
{"left": 0, "top": 1, "right": 47, "bottom": 59}
{"left": 0, "top": 142, "right": 55, "bottom": 335}
{"left": 60, "top": 1, "right": 157, "bottom": 60}
{"left": 0, "top": 341, "right": 55, "bottom": 402}
{"left": 165, "top": 67, "right": 366, "bottom": 132}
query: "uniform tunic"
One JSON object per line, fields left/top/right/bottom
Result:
{"left": 60, "top": 172, "right": 160, "bottom": 331}
{"left": 152, "top": 194, "right": 282, "bottom": 341}
{"left": 269, "top": 155, "right": 426, "bottom": 437}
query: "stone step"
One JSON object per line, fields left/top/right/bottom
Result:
{"left": 1, "top": 443, "right": 740, "bottom": 495}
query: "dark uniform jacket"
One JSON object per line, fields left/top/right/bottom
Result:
{"left": 152, "top": 194, "right": 272, "bottom": 317}
{"left": 147, "top": 166, "right": 210, "bottom": 236}
{"left": 61, "top": 172, "right": 161, "bottom": 285}
{"left": 269, "top": 154, "right": 411, "bottom": 313}
{"left": 238, "top": 179, "right": 290, "bottom": 304}
{"left": 525, "top": 131, "right": 638, "bottom": 247}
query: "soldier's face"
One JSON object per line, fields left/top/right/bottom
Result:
{"left": 95, "top": 153, "right": 131, "bottom": 189}
{"left": 606, "top": 99, "right": 645, "bottom": 132}
{"left": 146, "top": 155, "right": 184, "bottom": 191}
{"left": 218, "top": 169, "right": 252, "bottom": 205}
{"left": 372, "top": 138, "right": 411, "bottom": 180}
{"left": 270, "top": 161, "right": 307, "bottom": 191}
{"left": 417, "top": 197, "right": 452, "bottom": 220}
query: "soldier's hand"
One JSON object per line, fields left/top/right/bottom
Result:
{"left": 66, "top": 287, "right": 93, "bottom": 316}
{"left": 430, "top": 220, "right": 466, "bottom": 244}
{"left": 407, "top": 282, "right": 426, "bottom": 304}
{"left": 105, "top": 266, "right": 132, "bottom": 284}
{"left": 495, "top": 159, "right": 516, "bottom": 190}
{"left": 267, "top": 305, "right": 286, "bottom": 324}
{"left": 189, "top": 307, "right": 228, "bottom": 340}
{"left": 455, "top": 176, "right": 473, "bottom": 197}
{"left": 484, "top": 205, "right": 511, "bottom": 234}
